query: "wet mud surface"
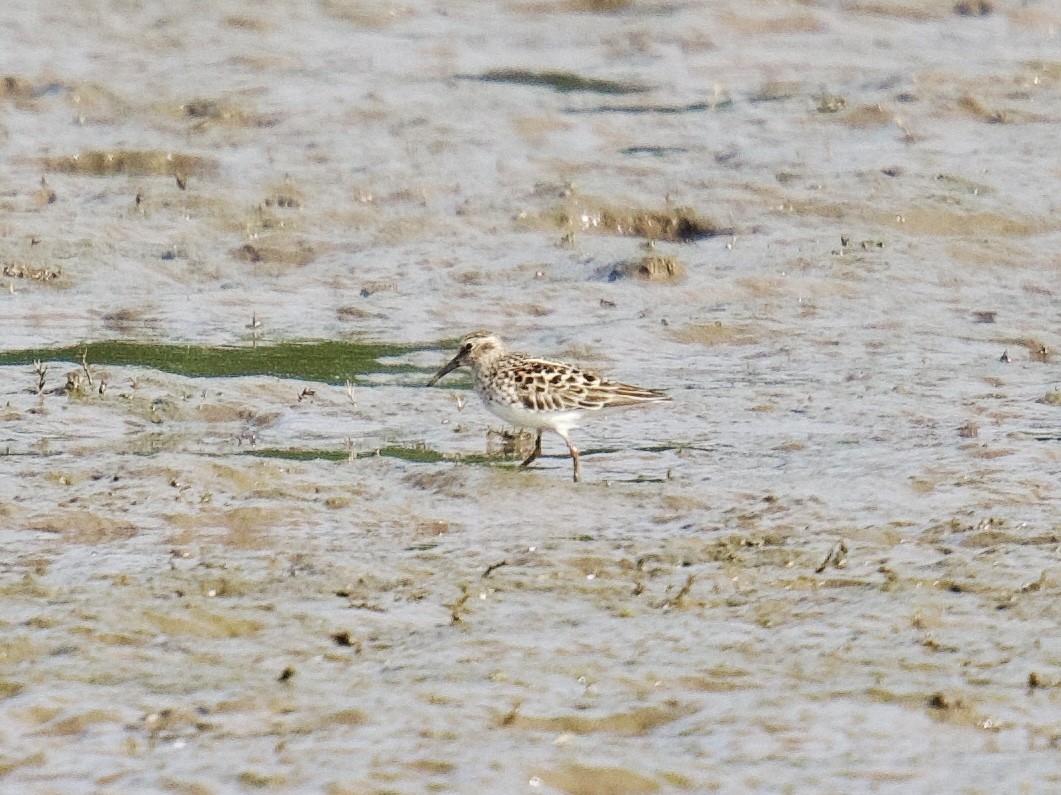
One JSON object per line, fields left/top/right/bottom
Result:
{"left": 1, "top": 1, "right": 1060, "bottom": 792}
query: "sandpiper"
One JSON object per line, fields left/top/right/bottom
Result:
{"left": 428, "top": 331, "right": 670, "bottom": 482}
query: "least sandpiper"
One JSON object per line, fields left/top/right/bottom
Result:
{"left": 428, "top": 331, "right": 670, "bottom": 482}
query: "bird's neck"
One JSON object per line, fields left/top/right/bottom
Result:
{"left": 472, "top": 347, "right": 511, "bottom": 377}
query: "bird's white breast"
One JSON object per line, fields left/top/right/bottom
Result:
{"left": 478, "top": 391, "right": 586, "bottom": 433}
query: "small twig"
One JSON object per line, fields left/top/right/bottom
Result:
{"left": 668, "top": 574, "right": 695, "bottom": 607}
{"left": 80, "top": 349, "right": 94, "bottom": 387}
{"left": 815, "top": 539, "right": 848, "bottom": 573}
{"left": 33, "top": 360, "right": 47, "bottom": 394}
{"left": 448, "top": 583, "right": 470, "bottom": 624}
{"left": 482, "top": 560, "right": 508, "bottom": 578}
{"left": 674, "top": 574, "right": 695, "bottom": 601}
{"left": 247, "top": 312, "right": 262, "bottom": 348}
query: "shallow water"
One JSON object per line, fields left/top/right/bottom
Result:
{"left": 2, "top": 1, "right": 1060, "bottom": 793}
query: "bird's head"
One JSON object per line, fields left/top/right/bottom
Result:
{"left": 427, "top": 331, "right": 506, "bottom": 385}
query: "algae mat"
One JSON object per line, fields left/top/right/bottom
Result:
{"left": 0, "top": 340, "right": 428, "bottom": 383}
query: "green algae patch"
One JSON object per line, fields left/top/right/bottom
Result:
{"left": 247, "top": 446, "right": 495, "bottom": 465}
{"left": 248, "top": 447, "right": 355, "bottom": 463}
{"left": 244, "top": 445, "right": 678, "bottom": 468}
{"left": 0, "top": 340, "right": 426, "bottom": 384}
{"left": 569, "top": 99, "right": 732, "bottom": 114}
{"left": 462, "top": 69, "right": 649, "bottom": 95}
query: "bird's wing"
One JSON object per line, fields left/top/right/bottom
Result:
{"left": 501, "top": 358, "right": 670, "bottom": 412}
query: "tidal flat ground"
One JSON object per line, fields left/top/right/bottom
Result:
{"left": 1, "top": 1, "right": 1059, "bottom": 793}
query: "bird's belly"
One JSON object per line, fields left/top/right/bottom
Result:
{"left": 480, "top": 396, "right": 585, "bottom": 433}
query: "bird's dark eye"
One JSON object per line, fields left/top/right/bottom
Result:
{"left": 461, "top": 344, "right": 472, "bottom": 353}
